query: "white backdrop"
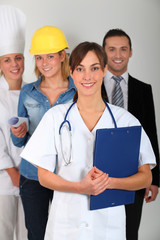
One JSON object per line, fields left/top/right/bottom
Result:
{"left": 0, "top": 0, "right": 160, "bottom": 239}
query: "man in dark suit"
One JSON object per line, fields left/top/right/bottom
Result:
{"left": 102, "top": 29, "right": 159, "bottom": 240}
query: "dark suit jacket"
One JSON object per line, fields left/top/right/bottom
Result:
{"left": 102, "top": 74, "right": 159, "bottom": 186}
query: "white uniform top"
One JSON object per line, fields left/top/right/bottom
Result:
{"left": 21, "top": 102, "right": 156, "bottom": 240}
{"left": 0, "top": 76, "right": 23, "bottom": 196}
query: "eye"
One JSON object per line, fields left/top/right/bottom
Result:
{"left": 48, "top": 55, "right": 54, "bottom": 59}
{"left": 36, "top": 56, "right": 42, "bottom": 60}
{"left": 76, "top": 67, "right": 84, "bottom": 72}
{"left": 4, "top": 59, "right": 10, "bottom": 63}
{"left": 15, "top": 56, "right": 23, "bottom": 61}
{"left": 109, "top": 48, "right": 115, "bottom": 52}
{"left": 121, "top": 48, "right": 127, "bottom": 51}
{"left": 91, "top": 66, "right": 100, "bottom": 72}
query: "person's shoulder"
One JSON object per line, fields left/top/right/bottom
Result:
{"left": 129, "top": 74, "right": 151, "bottom": 88}
{"left": 48, "top": 102, "right": 72, "bottom": 116}
{"left": 21, "top": 78, "right": 40, "bottom": 91}
{"left": 68, "top": 75, "right": 76, "bottom": 90}
{"left": 108, "top": 103, "right": 140, "bottom": 126}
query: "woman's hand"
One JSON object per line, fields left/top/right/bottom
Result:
{"left": 38, "top": 166, "right": 109, "bottom": 195}
{"left": 78, "top": 167, "right": 109, "bottom": 195}
{"left": 6, "top": 168, "right": 20, "bottom": 187}
{"left": 10, "top": 122, "right": 27, "bottom": 138}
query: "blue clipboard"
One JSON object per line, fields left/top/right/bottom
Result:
{"left": 90, "top": 102, "right": 142, "bottom": 210}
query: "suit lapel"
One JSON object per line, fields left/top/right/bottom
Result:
{"left": 102, "top": 82, "right": 109, "bottom": 102}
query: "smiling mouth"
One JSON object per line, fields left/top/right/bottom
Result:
{"left": 113, "top": 60, "right": 123, "bottom": 64}
{"left": 43, "top": 67, "right": 51, "bottom": 71}
{"left": 11, "top": 69, "right": 19, "bottom": 73}
{"left": 81, "top": 82, "right": 95, "bottom": 88}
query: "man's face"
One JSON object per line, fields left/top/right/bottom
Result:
{"left": 104, "top": 36, "right": 132, "bottom": 76}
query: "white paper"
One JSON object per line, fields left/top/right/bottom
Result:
{"left": 8, "top": 116, "right": 29, "bottom": 130}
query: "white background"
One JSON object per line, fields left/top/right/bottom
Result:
{"left": 0, "top": 0, "right": 160, "bottom": 239}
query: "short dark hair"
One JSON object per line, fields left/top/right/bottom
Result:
{"left": 69, "top": 41, "right": 107, "bottom": 73}
{"left": 102, "top": 29, "right": 132, "bottom": 49}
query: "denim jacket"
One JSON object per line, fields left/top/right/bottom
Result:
{"left": 11, "top": 76, "right": 76, "bottom": 180}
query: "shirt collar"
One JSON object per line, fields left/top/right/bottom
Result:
{"left": 31, "top": 76, "right": 42, "bottom": 91}
{"left": 31, "top": 76, "right": 76, "bottom": 92}
{"left": 0, "top": 75, "right": 24, "bottom": 90}
{"left": 105, "top": 70, "right": 129, "bottom": 84}
{"left": 0, "top": 75, "right": 10, "bottom": 90}
{"left": 68, "top": 75, "right": 76, "bottom": 91}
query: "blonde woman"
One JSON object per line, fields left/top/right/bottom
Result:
{"left": 0, "top": 5, "right": 27, "bottom": 240}
{"left": 11, "top": 26, "right": 76, "bottom": 240}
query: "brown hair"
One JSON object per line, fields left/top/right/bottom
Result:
{"left": 70, "top": 41, "right": 107, "bottom": 73}
{"left": 69, "top": 41, "right": 108, "bottom": 102}
{"left": 102, "top": 28, "right": 132, "bottom": 50}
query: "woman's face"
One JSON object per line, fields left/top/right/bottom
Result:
{"left": 0, "top": 53, "right": 24, "bottom": 81}
{"left": 35, "top": 52, "right": 65, "bottom": 79}
{"left": 70, "top": 51, "right": 107, "bottom": 98}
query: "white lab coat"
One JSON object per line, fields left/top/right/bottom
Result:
{"left": 21, "top": 103, "right": 156, "bottom": 240}
{"left": 0, "top": 75, "right": 23, "bottom": 195}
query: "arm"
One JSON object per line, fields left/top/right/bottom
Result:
{"left": 11, "top": 88, "right": 29, "bottom": 147}
{"left": 106, "top": 164, "right": 152, "bottom": 191}
{"left": 38, "top": 164, "right": 151, "bottom": 194}
{"left": 143, "top": 85, "right": 159, "bottom": 202}
{"left": 38, "top": 166, "right": 109, "bottom": 196}
{"left": 0, "top": 129, "right": 20, "bottom": 187}
{"left": 0, "top": 128, "right": 15, "bottom": 170}
{"left": 5, "top": 168, "right": 20, "bottom": 187}
{"left": 129, "top": 80, "right": 159, "bottom": 201}
{"left": 145, "top": 85, "right": 159, "bottom": 185}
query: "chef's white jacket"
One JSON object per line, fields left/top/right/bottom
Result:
{"left": 0, "top": 76, "right": 23, "bottom": 196}
{"left": 21, "top": 103, "right": 156, "bottom": 240}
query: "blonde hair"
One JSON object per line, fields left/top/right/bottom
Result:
{"left": 0, "top": 56, "right": 3, "bottom": 77}
{"left": 34, "top": 50, "right": 69, "bottom": 80}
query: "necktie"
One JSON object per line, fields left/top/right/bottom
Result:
{"left": 112, "top": 76, "right": 124, "bottom": 107}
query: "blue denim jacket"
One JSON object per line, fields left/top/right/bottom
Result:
{"left": 11, "top": 76, "right": 76, "bottom": 180}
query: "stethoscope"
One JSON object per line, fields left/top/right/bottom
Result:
{"left": 59, "top": 100, "right": 117, "bottom": 166}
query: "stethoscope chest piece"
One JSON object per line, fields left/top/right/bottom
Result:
{"left": 59, "top": 101, "right": 76, "bottom": 165}
{"left": 59, "top": 120, "right": 72, "bottom": 166}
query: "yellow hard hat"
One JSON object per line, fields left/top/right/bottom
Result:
{"left": 29, "top": 25, "right": 69, "bottom": 55}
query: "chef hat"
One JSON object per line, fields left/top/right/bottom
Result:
{"left": 0, "top": 5, "right": 26, "bottom": 56}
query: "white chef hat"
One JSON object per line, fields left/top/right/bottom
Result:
{"left": 0, "top": 5, "right": 26, "bottom": 56}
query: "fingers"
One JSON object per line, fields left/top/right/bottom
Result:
{"left": 92, "top": 172, "right": 109, "bottom": 196}
{"left": 80, "top": 167, "right": 109, "bottom": 195}
{"left": 91, "top": 166, "right": 105, "bottom": 179}
{"left": 10, "top": 122, "right": 27, "bottom": 138}
{"left": 144, "top": 185, "right": 159, "bottom": 203}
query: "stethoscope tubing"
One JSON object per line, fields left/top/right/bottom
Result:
{"left": 59, "top": 99, "right": 117, "bottom": 165}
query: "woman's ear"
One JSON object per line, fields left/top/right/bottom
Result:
{"left": 60, "top": 50, "right": 66, "bottom": 62}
